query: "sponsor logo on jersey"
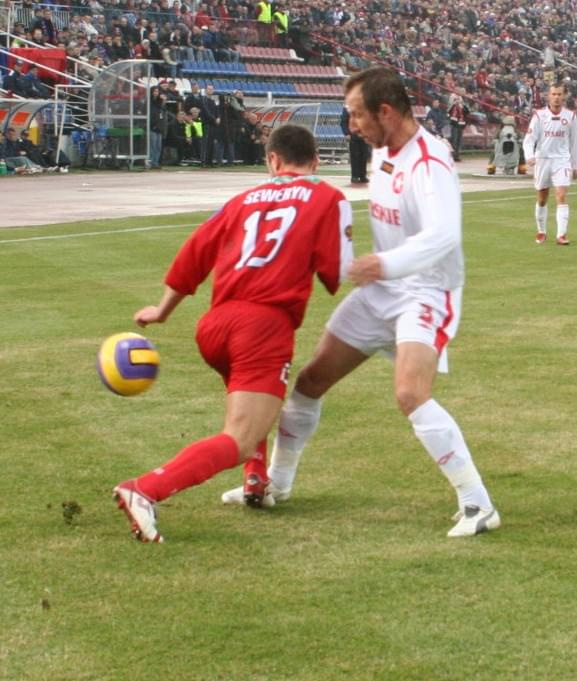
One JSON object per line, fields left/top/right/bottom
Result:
{"left": 370, "top": 201, "right": 400, "bottom": 226}
{"left": 380, "top": 160, "right": 395, "bottom": 174}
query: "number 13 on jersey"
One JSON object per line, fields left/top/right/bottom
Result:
{"left": 235, "top": 206, "right": 297, "bottom": 270}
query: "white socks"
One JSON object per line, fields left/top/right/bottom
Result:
{"left": 409, "top": 399, "right": 492, "bottom": 510}
{"left": 535, "top": 203, "right": 570, "bottom": 238}
{"left": 268, "top": 390, "right": 322, "bottom": 491}
{"left": 267, "top": 393, "right": 494, "bottom": 512}
{"left": 557, "top": 203, "right": 569, "bottom": 238}
{"left": 536, "top": 203, "right": 548, "bottom": 234}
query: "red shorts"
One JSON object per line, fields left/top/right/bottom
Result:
{"left": 196, "top": 301, "right": 295, "bottom": 399}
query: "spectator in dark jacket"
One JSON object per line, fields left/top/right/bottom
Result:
{"left": 200, "top": 83, "right": 219, "bottom": 166}
{"left": 23, "top": 66, "right": 51, "bottom": 98}
{"left": 340, "top": 105, "right": 370, "bottom": 184}
{"left": 425, "top": 99, "right": 447, "bottom": 137}
{"left": 3, "top": 61, "right": 28, "bottom": 97}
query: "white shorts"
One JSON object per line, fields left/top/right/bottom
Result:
{"left": 534, "top": 158, "right": 572, "bottom": 190}
{"left": 326, "top": 286, "right": 462, "bottom": 373}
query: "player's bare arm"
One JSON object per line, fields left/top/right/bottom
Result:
{"left": 134, "top": 286, "right": 186, "bottom": 326}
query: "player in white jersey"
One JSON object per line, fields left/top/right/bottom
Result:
{"left": 222, "top": 66, "right": 500, "bottom": 537}
{"left": 522, "top": 82, "right": 577, "bottom": 245}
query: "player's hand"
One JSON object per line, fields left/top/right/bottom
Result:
{"left": 134, "top": 306, "right": 166, "bottom": 327}
{"left": 527, "top": 158, "right": 536, "bottom": 167}
{"left": 348, "top": 254, "right": 384, "bottom": 286}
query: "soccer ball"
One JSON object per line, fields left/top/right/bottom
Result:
{"left": 97, "top": 332, "right": 160, "bottom": 396}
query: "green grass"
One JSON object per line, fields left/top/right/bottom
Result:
{"left": 2, "top": 188, "right": 577, "bottom": 681}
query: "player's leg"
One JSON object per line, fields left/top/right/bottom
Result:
{"left": 222, "top": 289, "right": 388, "bottom": 506}
{"left": 116, "top": 390, "right": 282, "bottom": 540}
{"left": 536, "top": 188, "right": 550, "bottom": 242}
{"left": 266, "top": 329, "right": 368, "bottom": 494}
{"left": 395, "top": 292, "right": 500, "bottom": 537}
{"left": 395, "top": 341, "right": 499, "bottom": 537}
{"left": 534, "top": 161, "right": 550, "bottom": 243}
{"left": 115, "top": 302, "right": 290, "bottom": 540}
{"left": 267, "top": 288, "right": 387, "bottom": 497}
{"left": 222, "top": 329, "right": 368, "bottom": 506}
{"left": 554, "top": 181, "right": 570, "bottom": 245}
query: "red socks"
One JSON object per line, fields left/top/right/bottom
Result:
{"left": 243, "top": 439, "right": 268, "bottom": 483}
{"left": 135, "top": 433, "right": 240, "bottom": 502}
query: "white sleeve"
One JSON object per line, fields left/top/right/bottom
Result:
{"left": 570, "top": 112, "right": 577, "bottom": 170}
{"left": 522, "top": 114, "right": 540, "bottom": 161}
{"left": 338, "top": 199, "right": 354, "bottom": 282}
{"left": 378, "top": 162, "right": 461, "bottom": 280}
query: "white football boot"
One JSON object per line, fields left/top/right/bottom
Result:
{"left": 114, "top": 484, "right": 164, "bottom": 543}
{"left": 221, "top": 480, "right": 291, "bottom": 508}
{"left": 447, "top": 505, "right": 501, "bottom": 538}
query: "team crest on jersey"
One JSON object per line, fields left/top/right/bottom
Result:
{"left": 344, "top": 224, "right": 353, "bottom": 240}
{"left": 380, "top": 160, "right": 395, "bottom": 174}
{"left": 392, "top": 172, "right": 404, "bottom": 194}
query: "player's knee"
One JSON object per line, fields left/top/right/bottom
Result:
{"left": 224, "top": 432, "right": 259, "bottom": 462}
{"left": 395, "top": 386, "right": 428, "bottom": 416}
{"left": 294, "top": 364, "right": 332, "bottom": 399}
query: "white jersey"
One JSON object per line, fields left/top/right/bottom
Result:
{"left": 363, "top": 126, "right": 464, "bottom": 311}
{"left": 522, "top": 106, "right": 577, "bottom": 165}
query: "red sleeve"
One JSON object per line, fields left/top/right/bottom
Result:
{"left": 164, "top": 208, "right": 227, "bottom": 295}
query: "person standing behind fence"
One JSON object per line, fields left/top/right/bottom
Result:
{"left": 340, "top": 104, "right": 370, "bottom": 185}
{"left": 273, "top": 3, "right": 289, "bottom": 47}
{"left": 448, "top": 94, "right": 469, "bottom": 162}
{"left": 522, "top": 81, "right": 577, "bottom": 246}
{"left": 200, "top": 83, "right": 219, "bottom": 167}
{"left": 149, "top": 86, "right": 168, "bottom": 169}
{"left": 255, "top": 0, "right": 274, "bottom": 45}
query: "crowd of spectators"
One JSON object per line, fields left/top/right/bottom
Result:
{"left": 304, "top": 0, "right": 577, "bottom": 123}
{"left": 146, "top": 79, "right": 272, "bottom": 167}
{"left": 3, "top": 0, "right": 577, "bottom": 140}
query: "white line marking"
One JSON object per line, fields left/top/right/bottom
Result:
{"left": 0, "top": 222, "right": 195, "bottom": 244}
{"left": 0, "top": 192, "right": 565, "bottom": 245}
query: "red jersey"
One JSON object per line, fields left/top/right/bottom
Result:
{"left": 165, "top": 173, "right": 353, "bottom": 328}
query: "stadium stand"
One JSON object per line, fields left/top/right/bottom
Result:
{"left": 2, "top": 0, "right": 575, "bottom": 168}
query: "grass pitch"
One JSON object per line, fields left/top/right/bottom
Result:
{"left": 2, "top": 188, "right": 577, "bottom": 681}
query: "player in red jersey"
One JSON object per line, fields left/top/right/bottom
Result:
{"left": 223, "top": 67, "right": 500, "bottom": 538}
{"left": 113, "top": 123, "right": 353, "bottom": 542}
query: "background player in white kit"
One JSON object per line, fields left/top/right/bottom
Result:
{"left": 223, "top": 66, "right": 500, "bottom": 538}
{"left": 522, "top": 82, "right": 577, "bottom": 245}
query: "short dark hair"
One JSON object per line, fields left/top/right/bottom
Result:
{"left": 345, "top": 66, "right": 412, "bottom": 117}
{"left": 266, "top": 123, "right": 317, "bottom": 166}
{"left": 550, "top": 81, "right": 567, "bottom": 93}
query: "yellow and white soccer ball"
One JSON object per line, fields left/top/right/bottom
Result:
{"left": 97, "top": 332, "right": 160, "bottom": 396}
